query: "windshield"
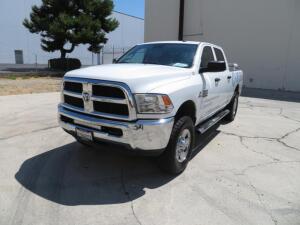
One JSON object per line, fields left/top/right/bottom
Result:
{"left": 117, "top": 43, "right": 198, "bottom": 68}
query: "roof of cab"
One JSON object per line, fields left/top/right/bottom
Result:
{"left": 137, "top": 41, "right": 223, "bottom": 51}
{"left": 139, "top": 41, "right": 201, "bottom": 45}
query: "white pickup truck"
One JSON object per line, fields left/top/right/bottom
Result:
{"left": 58, "top": 41, "right": 243, "bottom": 174}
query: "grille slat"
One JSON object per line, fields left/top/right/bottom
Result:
{"left": 93, "top": 102, "right": 129, "bottom": 116}
{"left": 64, "top": 95, "right": 84, "bottom": 108}
{"left": 64, "top": 82, "right": 82, "bottom": 93}
{"left": 92, "top": 85, "right": 126, "bottom": 99}
{"left": 91, "top": 96, "right": 127, "bottom": 105}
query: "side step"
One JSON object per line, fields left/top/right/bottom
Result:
{"left": 197, "top": 109, "right": 230, "bottom": 134}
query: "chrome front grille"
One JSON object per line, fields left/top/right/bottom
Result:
{"left": 61, "top": 77, "right": 136, "bottom": 121}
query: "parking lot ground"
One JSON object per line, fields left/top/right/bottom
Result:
{"left": 0, "top": 92, "right": 300, "bottom": 225}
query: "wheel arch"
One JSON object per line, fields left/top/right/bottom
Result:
{"left": 175, "top": 100, "right": 197, "bottom": 124}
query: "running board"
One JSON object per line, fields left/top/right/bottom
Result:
{"left": 197, "top": 109, "right": 230, "bottom": 134}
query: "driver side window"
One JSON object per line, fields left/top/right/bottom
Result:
{"left": 200, "top": 46, "right": 215, "bottom": 68}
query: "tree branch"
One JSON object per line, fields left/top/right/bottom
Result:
{"left": 63, "top": 44, "right": 75, "bottom": 53}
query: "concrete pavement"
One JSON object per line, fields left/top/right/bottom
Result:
{"left": 0, "top": 92, "right": 299, "bottom": 225}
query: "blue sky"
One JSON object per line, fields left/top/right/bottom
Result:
{"left": 113, "top": 0, "right": 145, "bottom": 19}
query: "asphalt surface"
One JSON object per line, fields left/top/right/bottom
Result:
{"left": 0, "top": 64, "right": 49, "bottom": 73}
{"left": 0, "top": 63, "right": 89, "bottom": 74}
{"left": 0, "top": 92, "right": 300, "bottom": 225}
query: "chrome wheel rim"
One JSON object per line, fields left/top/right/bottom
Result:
{"left": 175, "top": 129, "right": 191, "bottom": 163}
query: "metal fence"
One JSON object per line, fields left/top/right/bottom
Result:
{"left": 100, "top": 46, "right": 132, "bottom": 65}
{"left": 0, "top": 44, "right": 133, "bottom": 67}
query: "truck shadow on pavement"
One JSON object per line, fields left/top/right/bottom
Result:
{"left": 15, "top": 126, "right": 220, "bottom": 206}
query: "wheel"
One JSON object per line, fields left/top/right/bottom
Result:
{"left": 158, "top": 116, "right": 195, "bottom": 174}
{"left": 225, "top": 92, "right": 239, "bottom": 122}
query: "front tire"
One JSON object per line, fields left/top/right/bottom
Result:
{"left": 158, "top": 116, "right": 195, "bottom": 174}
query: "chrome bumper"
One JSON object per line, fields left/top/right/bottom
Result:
{"left": 58, "top": 105, "right": 174, "bottom": 150}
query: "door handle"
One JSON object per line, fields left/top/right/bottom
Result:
{"left": 227, "top": 76, "right": 232, "bottom": 79}
{"left": 215, "top": 78, "right": 221, "bottom": 82}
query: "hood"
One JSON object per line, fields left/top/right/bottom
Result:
{"left": 65, "top": 64, "right": 192, "bottom": 93}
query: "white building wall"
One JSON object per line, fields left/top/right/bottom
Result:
{"left": 145, "top": 0, "right": 300, "bottom": 92}
{"left": 0, "top": 0, "right": 144, "bottom": 65}
{"left": 145, "top": 0, "right": 180, "bottom": 42}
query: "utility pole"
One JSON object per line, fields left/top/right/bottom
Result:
{"left": 178, "top": 0, "right": 185, "bottom": 41}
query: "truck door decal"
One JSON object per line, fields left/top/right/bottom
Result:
{"left": 202, "top": 89, "right": 208, "bottom": 97}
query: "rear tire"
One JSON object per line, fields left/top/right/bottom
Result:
{"left": 158, "top": 116, "right": 195, "bottom": 174}
{"left": 225, "top": 92, "right": 239, "bottom": 122}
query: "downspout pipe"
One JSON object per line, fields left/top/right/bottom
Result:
{"left": 178, "top": 0, "right": 185, "bottom": 41}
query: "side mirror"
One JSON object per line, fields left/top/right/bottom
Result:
{"left": 200, "top": 61, "right": 226, "bottom": 73}
{"left": 112, "top": 58, "right": 118, "bottom": 64}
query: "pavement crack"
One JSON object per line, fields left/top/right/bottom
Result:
{"left": 279, "top": 127, "right": 300, "bottom": 140}
{"left": 277, "top": 127, "right": 300, "bottom": 152}
{"left": 241, "top": 103, "right": 300, "bottom": 124}
{"left": 278, "top": 109, "right": 300, "bottom": 123}
{"left": 239, "top": 137, "right": 280, "bottom": 161}
{"left": 280, "top": 115, "right": 300, "bottom": 123}
{"left": 221, "top": 128, "right": 300, "bottom": 152}
{"left": 246, "top": 176, "right": 278, "bottom": 225}
{"left": 239, "top": 160, "right": 300, "bottom": 175}
{"left": 211, "top": 161, "right": 300, "bottom": 176}
{"left": 121, "top": 170, "right": 142, "bottom": 225}
{"left": 205, "top": 157, "right": 300, "bottom": 225}
{"left": 277, "top": 139, "right": 300, "bottom": 152}
{"left": 220, "top": 131, "right": 275, "bottom": 140}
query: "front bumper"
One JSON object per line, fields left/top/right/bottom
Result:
{"left": 58, "top": 105, "right": 174, "bottom": 150}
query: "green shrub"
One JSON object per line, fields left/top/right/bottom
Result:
{"left": 49, "top": 58, "right": 81, "bottom": 71}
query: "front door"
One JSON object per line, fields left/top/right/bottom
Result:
{"left": 198, "top": 46, "right": 226, "bottom": 120}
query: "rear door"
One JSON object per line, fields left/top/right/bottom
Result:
{"left": 213, "top": 47, "right": 233, "bottom": 105}
{"left": 199, "top": 46, "right": 226, "bottom": 119}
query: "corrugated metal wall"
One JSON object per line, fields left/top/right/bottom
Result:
{"left": 145, "top": 0, "right": 300, "bottom": 92}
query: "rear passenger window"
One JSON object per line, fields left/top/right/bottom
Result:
{"left": 214, "top": 48, "right": 225, "bottom": 62}
{"left": 200, "top": 46, "right": 215, "bottom": 68}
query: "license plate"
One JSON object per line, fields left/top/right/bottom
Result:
{"left": 76, "top": 129, "right": 93, "bottom": 141}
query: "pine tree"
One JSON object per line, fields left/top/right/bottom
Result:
{"left": 23, "top": 0, "right": 119, "bottom": 58}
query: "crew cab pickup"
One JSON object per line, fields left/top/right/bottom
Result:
{"left": 58, "top": 41, "right": 243, "bottom": 174}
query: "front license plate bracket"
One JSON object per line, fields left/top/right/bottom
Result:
{"left": 76, "top": 128, "right": 93, "bottom": 141}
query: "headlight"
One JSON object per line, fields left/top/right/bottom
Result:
{"left": 135, "top": 94, "right": 174, "bottom": 114}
